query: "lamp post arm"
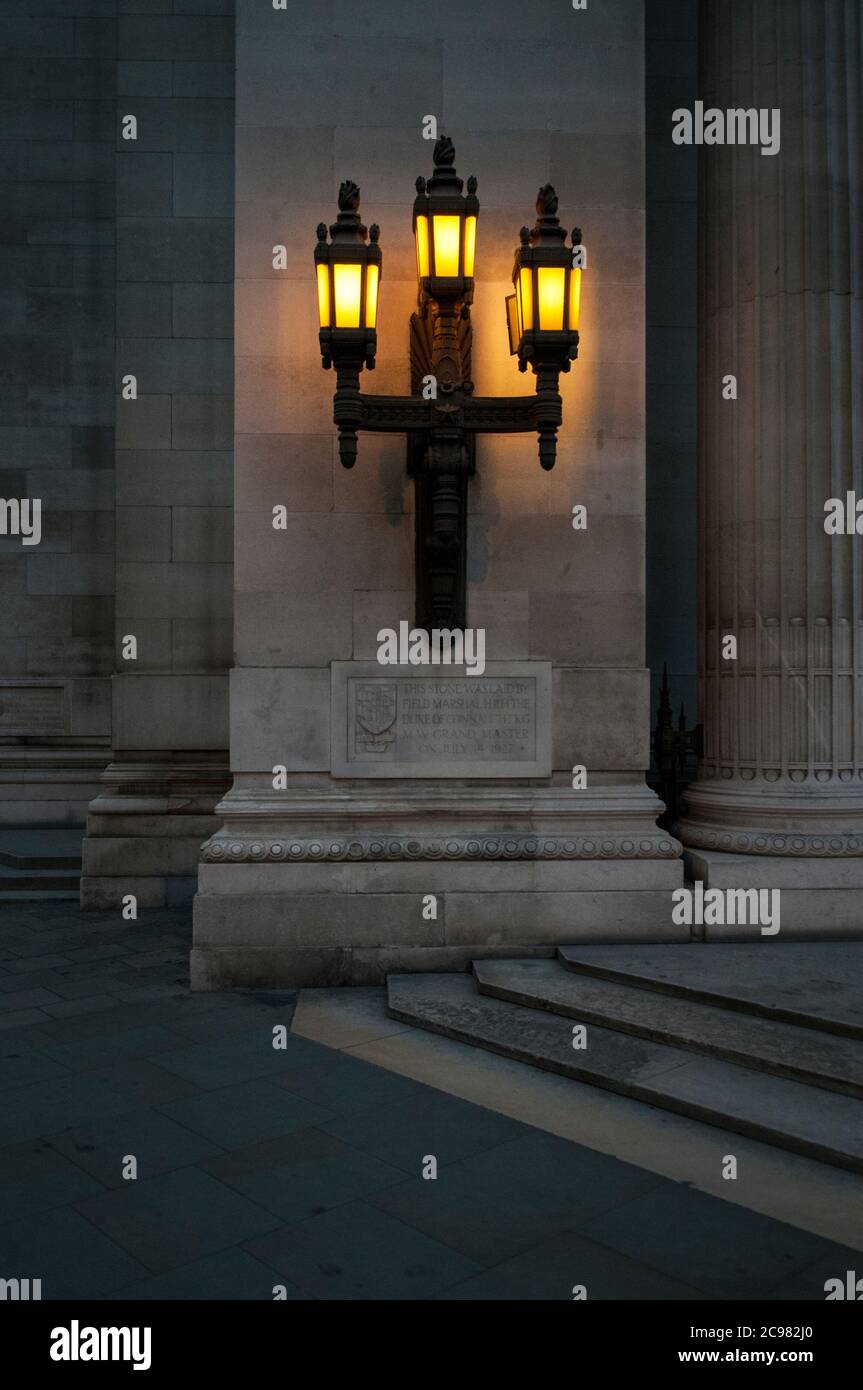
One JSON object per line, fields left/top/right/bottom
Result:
{"left": 354, "top": 393, "right": 435, "bottom": 433}
{"left": 334, "top": 386, "right": 566, "bottom": 471}
{"left": 460, "top": 395, "right": 542, "bottom": 433}
{"left": 463, "top": 385, "right": 563, "bottom": 470}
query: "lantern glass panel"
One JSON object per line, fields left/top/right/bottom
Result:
{"left": 569, "top": 265, "right": 582, "bottom": 331}
{"left": 505, "top": 294, "right": 519, "bottom": 355}
{"left": 518, "top": 267, "right": 533, "bottom": 332}
{"left": 365, "top": 263, "right": 379, "bottom": 328}
{"left": 333, "top": 263, "right": 363, "bottom": 328}
{"left": 316, "top": 263, "right": 330, "bottom": 328}
{"left": 432, "top": 214, "right": 462, "bottom": 277}
{"left": 464, "top": 215, "right": 477, "bottom": 277}
{"left": 415, "top": 215, "right": 430, "bottom": 279}
{"left": 537, "top": 266, "right": 566, "bottom": 331}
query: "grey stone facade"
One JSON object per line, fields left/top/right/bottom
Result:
{"left": 82, "top": 1, "right": 235, "bottom": 909}
{"left": 0, "top": 1, "right": 235, "bottom": 900}
{"left": 0, "top": 1, "right": 117, "bottom": 824}
{"left": 4, "top": 1, "right": 860, "bottom": 979}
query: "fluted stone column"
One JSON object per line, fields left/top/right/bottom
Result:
{"left": 679, "top": 1, "right": 863, "bottom": 912}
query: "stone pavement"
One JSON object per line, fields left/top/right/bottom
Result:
{"left": 0, "top": 902, "right": 858, "bottom": 1301}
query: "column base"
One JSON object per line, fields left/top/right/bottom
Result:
{"left": 683, "top": 848, "right": 863, "bottom": 939}
{"left": 678, "top": 776, "right": 863, "bottom": 857}
{"left": 191, "top": 780, "right": 686, "bottom": 988}
{"left": 81, "top": 755, "right": 230, "bottom": 910}
{"left": 0, "top": 745, "right": 109, "bottom": 826}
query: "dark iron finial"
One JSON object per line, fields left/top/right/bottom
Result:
{"left": 529, "top": 184, "right": 566, "bottom": 247}
{"left": 433, "top": 135, "right": 455, "bottom": 167}
{"left": 338, "top": 180, "right": 361, "bottom": 213}
{"left": 329, "top": 180, "right": 367, "bottom": 243}
{"left": 536, "top": 183, "right": 559, "bottom": 218}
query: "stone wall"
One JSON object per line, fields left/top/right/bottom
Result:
{"left": 230, "top": 0, "right": 651, "bottom": 769}
{"left": 0, "top": 1, "right": 117, "bottom": 824}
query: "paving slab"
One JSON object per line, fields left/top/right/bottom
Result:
{"left": 574, "top": 1181, "right": 848, "bottom": 1300}
{"left": 368, "top": 1127, "right": 666, "bottom": 1268}
{"left": 50, "top": 1107, "right": 227, "bottom": 1189}
{"left": 243, "top": 1199, "right": 484, "bottom": 1301}
{"left": 156, "top": 1078, "right": 336, "bottom": 1149}
{"left": 559, "top": 942, "right": 863, "bottom": 1038}
{"left": 434, "top": 1228, "right": 707, "bottom": 1301}
{"left": 106, "top": 1248, "right": 303, "bottom": 1301}
{"left": 0, "top": 1205, "right": 147, "bottom": 1300}
{"left": 74, "top": 1167, "right": 282, "bottom": 1275}
{"left": 2, "top": 902, "right": 860, "bottom": 1300}
{"left": 475, "top": 958, "right": 863, "bottom": 1097}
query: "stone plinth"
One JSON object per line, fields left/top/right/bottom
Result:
{"left": 192, "top": 781, "right": 684, "bottom": 988}
{"left": 684, "top": 849, "right": 863, "bottom": 942}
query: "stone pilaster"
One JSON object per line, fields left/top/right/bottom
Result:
{"left": 80, "top": 4, "right": 235, "bottom": 909}
{"left": 679, "top": 0, "right": 863, "bottom": 877}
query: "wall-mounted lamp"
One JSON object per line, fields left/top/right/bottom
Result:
{"left": 314, "top": 136, "right": 584, "bottom": 626}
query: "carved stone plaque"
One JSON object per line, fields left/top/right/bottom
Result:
{"left": 0, "top": 681, "right": 67, "bottom": 736}
{"left": 331, "top": 662, "right": 551, "bottom": 777}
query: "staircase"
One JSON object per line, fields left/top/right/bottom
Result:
{"left": 387, "top": 943, "right": 863, "bottom": 1173}
{"left": 0, "top": 828, "right": 83, "bottom": 901}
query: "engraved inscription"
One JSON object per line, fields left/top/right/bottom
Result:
{"left": 353, "top": 678, "right": 535, "bottom": 761}
{"left": 333, "top": 661, "right": 551, "bottom": 778}
{"left": 0, "top": 684, "right": 66, "bottom": 736}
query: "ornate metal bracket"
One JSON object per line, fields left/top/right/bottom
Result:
{"left": 319, "top": 137, "right": 579, "bottom": 629}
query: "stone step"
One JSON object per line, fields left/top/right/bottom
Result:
{"left": 558, "top": 943, "right": 863, "bottom": 1041}
{"left": 0, "top": 867, "right": 81, "bottom": 892}
{"left": 0, "top": 852, "right": 81, "bottom": 871}
{"left": 0, "top": 828, "right": 83, "bottom": 872}
{"left": 387, "top": 973, "right": 863, "bottom": 1173}
{"left": 0, "top": 890, "right": 80, "bottom": 902}
{"left": 474, "top": 958, "right": 863, "bottom": 1099}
